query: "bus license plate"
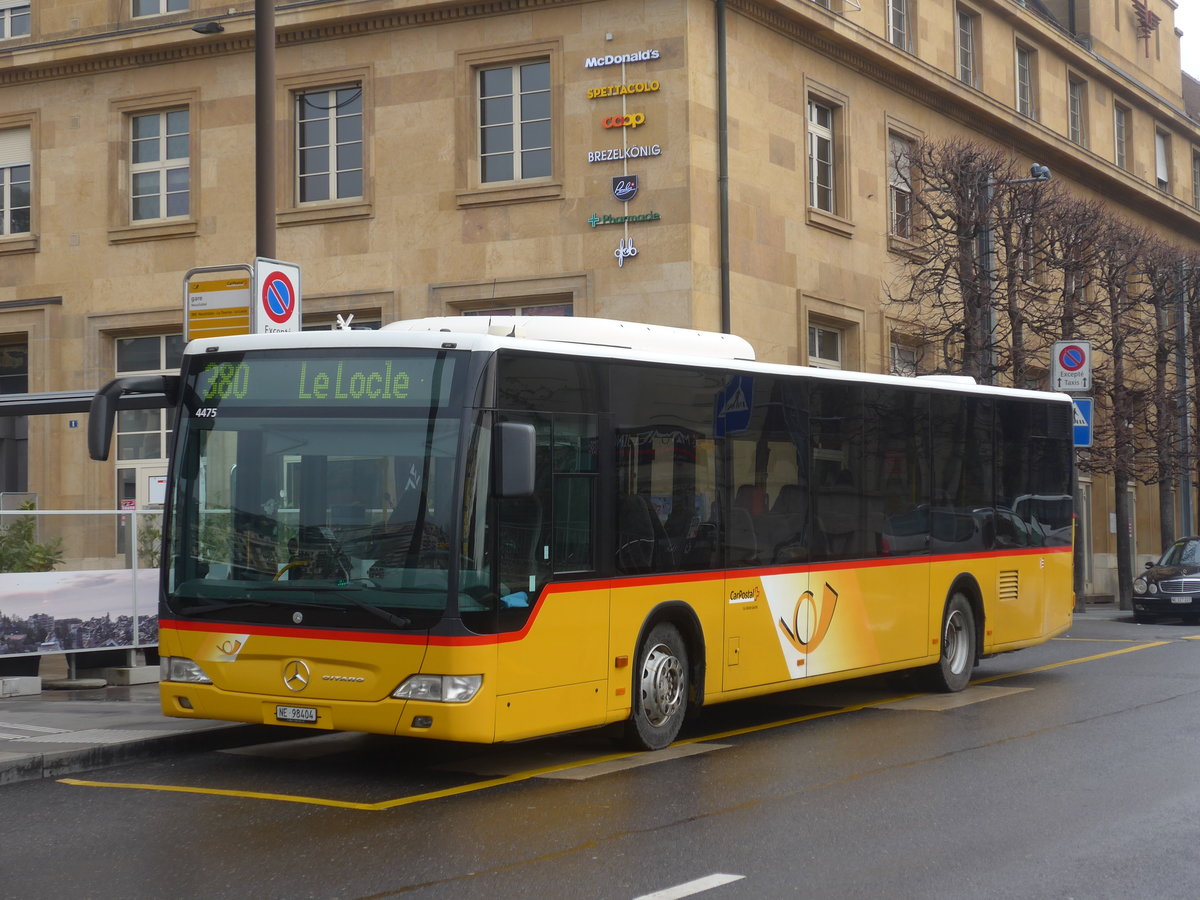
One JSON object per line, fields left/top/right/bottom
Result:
{"left": 276, "top": 705, "right": 318, "bottom": 724}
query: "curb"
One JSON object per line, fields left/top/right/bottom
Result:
{"left": 0, "top": 723, "right": 281, "bottom": 787}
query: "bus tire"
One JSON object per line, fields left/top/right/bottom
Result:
{"left": 926, "top": 592, "right": 976, "bottom": 693}
{"left": 624, "top": 622, "right": 689, "bottom": 751}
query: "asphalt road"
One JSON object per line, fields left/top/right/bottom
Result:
{"left": 4, "top": 612, "right": 1199, "bottom": 900}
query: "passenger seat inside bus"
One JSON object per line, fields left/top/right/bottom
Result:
{"left": 616, "top": 494, "right": 674, "bottom": 574}
{"left": 729, "top": 485, "right": 768, "bottom": 566}
{"left": 768, "top": 484, "right": 810, "bottom": 562}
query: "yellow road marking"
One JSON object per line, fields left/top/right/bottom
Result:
{"left": 971, "top": 641, "right": 1170, "bottom": 684}
{"left": 58, "top": 640, "right": 1172, "bottom": 810}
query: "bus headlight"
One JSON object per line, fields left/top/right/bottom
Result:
{"left": 392, "top": 674, "right": 482, "bottom": 703}
{"left": 160, "top": 657, "right": 213, "bottom": 684}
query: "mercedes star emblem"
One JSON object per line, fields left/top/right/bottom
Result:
{"left": 283, "top": 659, "right": 311, "bottom": 692}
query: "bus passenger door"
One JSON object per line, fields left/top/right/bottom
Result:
{"left": 494, "top": 413, "right": 608, "bottom": 741}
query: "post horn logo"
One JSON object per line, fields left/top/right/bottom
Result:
{"left": 778, "top": 583, "right": 839, "bottom": 655}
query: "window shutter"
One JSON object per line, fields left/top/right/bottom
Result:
{"left": 0, "top": 126, "right": 30, "bottom": 168}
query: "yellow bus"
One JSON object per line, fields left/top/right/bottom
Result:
{"left": 90, "top": 316, "right": 1074, "bottom": 750}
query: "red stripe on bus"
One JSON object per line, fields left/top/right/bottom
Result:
{"left": 161, "top": 545, "right": 1070, "bottom": 647}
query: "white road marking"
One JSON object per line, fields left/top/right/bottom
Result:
{"left": 0, "top": 721, "right": 68, "bottom": 734}
{"left": 538, "top": 742, "right": 731, "bottom": 780}
{"left": 634, "top": 873, "right": 745, "bottom": 900}
{"left": 883, "top": 685, "right": 1031, "bottom": 711}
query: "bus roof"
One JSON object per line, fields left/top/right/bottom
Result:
{"left": 183, "top": 317, "right": 1072, "bottom": 405}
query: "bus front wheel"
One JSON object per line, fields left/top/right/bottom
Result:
{"left": 624, "top": 622, "right": 689, "bottom": 751}
{"left": 927, "top": 592, "right": 976, "bottom": 693}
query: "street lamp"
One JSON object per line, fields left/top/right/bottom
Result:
{"left": 189, "top": 7, "right": 273, "bottom": 258}
{"left": 977, "top": 164, "right": 1052, "bottom": 383}
{"left": 255, "top": 1, "right": 276, "bottom": 259}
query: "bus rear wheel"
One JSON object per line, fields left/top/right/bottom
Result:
{"left": 624, "top": 622, "right": 689, "bottom": 751}
{"left": 927, "top": 592, "right": 976, "bottom": 693}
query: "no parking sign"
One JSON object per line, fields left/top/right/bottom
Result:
{"left": 1051, "top": 340, "right": 1091, "bottom": 392}
{"left": 252, "top": 258, "right": 302, "bottom": 333}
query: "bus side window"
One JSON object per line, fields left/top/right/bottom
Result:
{"left": 496, "top": 415, "right": 551, "bottom": 607}
{"left": 552, "top": 415, "right": 598, "bottom": 574}
{"left": 611, "top": 363, "right": 723, "bottom": 575}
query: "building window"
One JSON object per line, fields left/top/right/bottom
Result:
{"left": 808, "top": 324, "right": 842, "bottom": 369}
{"left": 808, "top": 100, "right": 836, "bottom": 213}
{"left": 0, "top": 126, "right": 30, "bottom": 236}
{"left": 1192, "top": 149, "right": 1200, "bottom": 211}
{"left": 478, "top": 60, "right": 551, "bottom": 184}
{"left": 1114, "top": 103, "right": 1130, "bottom": 170}
{"left": 888, "top": 0, "right": 910, "bottom": 50}
{"left": 957, "top": 8, "right": 978, "bottom": 86}
{"left": 1015, "top": 44, "right": 1037, "bottom": 119}
{"left": 1068, "top": 77, "right": 1087, "bottom": 147}
{"left": 133, "top": 0, "right": 186, "bottom": 16}
{"left": 1155, "top": 130, "right": 1171, "bottom": 192}
{"left": 890, "top": 342, "right": 918, "bottom": 377}
{"left": 296, "top": 86, "right": 363, "bottom": 203}
{"left": 0, "top": 338, "right": 27, "bottom": 492}
{"left": 463, "top": 303, "right": 572, "bottom": 317}
{"left": 114, "top": 334, "right": 183, "bottom": 461}
{"left": 888, "top": 133, "right": 914, "bottom": 240}
{"left": 130, "top": 109, "right": 189, "bottom": 221}
{"left": 1, "top": 3, "right": 30, "bottom": 38}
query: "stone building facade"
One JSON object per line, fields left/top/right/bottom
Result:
{"left": 1, "top": 0, "right": 1198, "bottom": 593}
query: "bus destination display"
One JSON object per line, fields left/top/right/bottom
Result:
{"left": 189, "top": 353, "right": 456, "bottom": 408}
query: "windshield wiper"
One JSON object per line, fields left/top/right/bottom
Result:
{"left": 255, "top": 583, "right": 413, "bottom": 629}
{"left": 174, "top": 593, "right": 350, "bottom": 617}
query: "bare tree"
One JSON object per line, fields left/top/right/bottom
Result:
{"left": 1185, "top": 254, "right": 1200, "bottom": 534}
{"left": 1089, "top": 218, "right": 1156, "bottom": 608}
{"left": 991, "top": 176, "right": 1060, "bottom": 386}
{"left": 1031, "top": 191, "right": 1107, "bottom": 602}
{"left": 1133, "top": 240, "right": 1192, "bottom": 546}
{"left": 886, "top": 138, "right": 1015, "bottom": 380}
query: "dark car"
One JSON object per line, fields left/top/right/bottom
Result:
{"left": 1132, "top": 537, "right": 1200, "bottom": 623}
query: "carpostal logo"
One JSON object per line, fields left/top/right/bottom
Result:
{"left": 585, "top": 49, "right": 661, "bottom": 69}
{"left": 778, "top": 582, "right": 839, "bottom": 655}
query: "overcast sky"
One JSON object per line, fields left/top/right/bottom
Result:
{"left": 1178, "top": 1, "right": 1199, "bottom": 78}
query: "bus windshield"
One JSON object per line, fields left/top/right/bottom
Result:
{"left": 165, "top": 348, "right": 473, "bottom": 629}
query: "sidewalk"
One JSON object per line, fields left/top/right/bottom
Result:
{"left": 0, "top": 679, "right": 253, "bottom": 786}
{"left": 0, "top": 644, "right": 256, "bottom": 787}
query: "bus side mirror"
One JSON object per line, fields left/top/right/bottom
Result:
{"left": 495, "top": 422, "right": 536, "bottom": 498}
{"left": 89, "top": 375, "right": 180, "bottom": 461}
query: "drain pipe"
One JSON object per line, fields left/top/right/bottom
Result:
{"left": 716, "top": 0, "right": 731, "bottom": 334}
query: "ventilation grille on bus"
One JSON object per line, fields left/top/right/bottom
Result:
{"left": 998, "top": 570, "right": 1020, "bottom": 602}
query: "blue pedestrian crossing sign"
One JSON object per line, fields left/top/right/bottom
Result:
{"left": 1072, "top": 397, "right": 1093, "bottom": 448}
